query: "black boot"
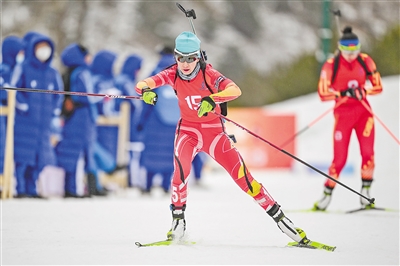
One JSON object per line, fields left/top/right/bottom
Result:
{"left": 167, "top": 204, "right": 186, "bottom": 240}
{"left": 87, "top": 173, "right": 97, "bottom": 196}
{"left": 267, "top": 203, "right": 307, "bottom": 243}
{"left": 64, "top": 192, "right": 88, "bottom": 198}
{"left": 360, "top": 180, "right": 373, "bottom": 207}
{"left": 87, "top": 173, "right": 108, "bottom": 196}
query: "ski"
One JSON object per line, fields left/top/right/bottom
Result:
{"left": 135, "top": 239, "right": 196, "bottom": 247}
{"left": 346, "top": 206, "right": 398, "bottom": 214}
{"left": 286, "top": 208, "right": 342, "bottom": 214}
{"left": 287, "top": 206, "right": 398, "bottom": 214}
{"left": 288, "top": 239, "right": 336, "bottom": 252}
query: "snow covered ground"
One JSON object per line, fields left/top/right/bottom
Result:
{"left": 1, "top": 76, "right": 399, "bottom": 265}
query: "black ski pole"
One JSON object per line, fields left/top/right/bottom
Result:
{"left": 214, "top": 112, "right": 375, "bottom": 204}
{"left": 0, "top": 86, "right": 142, "bottom": 100}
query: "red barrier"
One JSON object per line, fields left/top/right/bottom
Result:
{"left": 224, "top": 108, "right": 296, "bottom": 169}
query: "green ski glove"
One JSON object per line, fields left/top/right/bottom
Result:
{"left": 142, "top": 87, "right": 158, "bottom": 105}
{"left": 197, "top": 96, "right": 216, "bottom": 117}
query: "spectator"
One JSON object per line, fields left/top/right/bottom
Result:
{"left": 56, "top": 43, "right": 107, "bottom": 197}
{"left": 114, "top": 54, "right": 143, "bottom": 187}
{"left": 0, "top": 35, "right": 24, "bottom": 90}
{"left": 0, "top": 35, "right": 24, "bottom": 175}
{"left": 137, "top": 84, "right": 179, "bottom": 194}
{"left": 13, "top": 32, "right": 63, "bottom": 198}
{"left": 114, "top": 54, "right": 143, "bottom": 141}
{"left": 136, "top": 46, "right": 177, "bottom": 194}
{"left": 90, "top": 50, "right": 120, "bottom": 164}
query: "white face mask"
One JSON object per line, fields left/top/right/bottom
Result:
{"left": 35, "top": 46, "right": 52, "bottom": 62}
{"left": 16, "top": 53, "right": 25, "bottom": 64}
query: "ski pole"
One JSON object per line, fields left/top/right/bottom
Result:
{"left": 0, "top": 86, "right": 142, "bottom": 100}
{"left": 214, "top": 111, "right": 375, "bottom": 204}
{"left": 279, "top": 97, "right": 347, "bottom": 149}
{"left": 360, "top": 100, "right": 400, "bottom": 145}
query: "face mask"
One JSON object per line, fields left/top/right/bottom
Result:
{"left": 35, "top": 46, "right": 52, "bottom": 62}
{"left": 16, "top": 53, "right": 25, "bottom": 64}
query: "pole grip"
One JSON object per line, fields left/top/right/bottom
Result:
{"left": 176, "top": 3, "right": 186, "bottom": 14}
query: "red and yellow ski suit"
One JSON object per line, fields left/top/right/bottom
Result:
{"left": 318, "top": 53, "right": 383, "bottom": 188}
{"left": 136, "top": 64, "right": 276, "bottom": 211}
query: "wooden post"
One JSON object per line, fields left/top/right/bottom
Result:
{"left": 117, "top": 102, "right": 130, "bottom": 166}
{"left": 1, "top": 90, "right": 16, "bottom": 199}
{"left": 96, "top": 101, "right": 130, "bottom": 188}
{"left": 96, "top": 101, "right": 130, "bottom": 165}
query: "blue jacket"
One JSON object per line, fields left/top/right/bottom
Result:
{"left": 56, "top": 43, "right": 97, "bottom": 172}
{"left": 1, "top": 35, "right": 24, "bottom": 68}
{"left": 90, "top": 50, "right": 117, "bottom": 115}
{"left": 114, "top": 54, "right": 143, "bottom": 142}
{"left": 0, "top": 35, "right": 24, "bottom": 104}
{"left": 0, "top": 35, "right": 24, "bottom": 174}
{"left": 151, "top": 53, "right": 175, "bottom": 75}
{"left": 139, "top": 85, "right": 180, "bottom": 173}
{"left": 139, "top": 53, "right": 178, "bottom": 173}
{"left": 90, "top": 50, "right": 116, "bottom": 78}
{"left": 13, "top": 33, "right": 63, "bottom": 168}
{"left": 90, "top": 50, "right": 119, "bottom": 159}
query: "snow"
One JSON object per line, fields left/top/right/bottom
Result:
{"left": 1, "top": 76, "right": 399, "bottom": 265}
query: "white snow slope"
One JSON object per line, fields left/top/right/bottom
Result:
{"left": 1, "top": 76, "right": 399, "bottom": 266}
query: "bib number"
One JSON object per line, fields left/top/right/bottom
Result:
{"left": 184, "top": 95, "right": 201, "bottom": 110}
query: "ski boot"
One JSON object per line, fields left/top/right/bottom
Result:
{"left": 312, "top": 186, "right": 333, "bottom": 211}
{"left": 360, "top": 180, "right": 374, "bottom": 208}
{"left": 167, "top": 204, "right": 186, "bottom": 241}
{"left": 267, "top": 203, "right": 307, "bottom": 243}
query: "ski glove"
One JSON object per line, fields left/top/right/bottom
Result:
{"left": 142, "top": 86, "right": 158, "bottom": 105}
{"left": 340, "top": 87, "right": 366, "bottom": 100}
{"left": 197, "top": 96, "right": 216, "bottom": 117}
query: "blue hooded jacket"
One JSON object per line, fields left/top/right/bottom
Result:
{"left": 114, "top": 54, "right": 143, "bottom": 142}
{"left": 0, "top": 35, "right": 24, "bottom": 103}
{"left": 90, "top": 50, "right": 120, "bottom": 160}
{"left": 90, "top": 50, "right": 116, "bottom": 78}
{"left": 1, "top": 35, "right": 24, "bottom": 68}
{"left": 90, "top": 49, "right": 117, "bottom": 112}
{"left": 121, "top": 55, "right": 142, "bottom": 78}
{"left": 56, "top": 43, "right": 98, "bottom": 173}
{"left": 139, "top": 53, "right": 178, "bottom": 173}
{"left": 23, "top": 31, "right": 42, "bottom": 44}
{"left": 0, "top": 35, "right": 24, "bottom": 174}
{"left": 13, "top": 32, "right": 63, "bottom": 168}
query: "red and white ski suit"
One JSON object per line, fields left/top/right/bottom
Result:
{"left": 318, "top": 53, "right": 383, "bottom": 188}
{"left": 136, "top": 64, "right": 276, "bottom": 211}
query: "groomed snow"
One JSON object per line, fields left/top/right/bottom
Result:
{"left": 1, "top": 76, "right": 399, "bottom": 266}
